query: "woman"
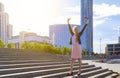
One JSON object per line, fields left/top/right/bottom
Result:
{"left": 67, "top": 17, "right": 89, "bottom": 76}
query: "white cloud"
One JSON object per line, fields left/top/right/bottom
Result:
{"left": 50, "top": 5, "right": 81, "bottom": 25}
{"left": 93, "top": 3, "right": 120, "bottom": 18}
{"left": 64, "top": 3, "right": 120, "bottom": 27}
{"left": 93, "top": 3, "right": 120, "bottom": 27}
{"left": 64, "top": 6, "right": 80, "bottom": 14}
{"left": 94, "top": 32, "right": 103, "bottom": 38}
{"left": 52, "top": 15, "right": 80, "bottom": 25}
{"left": 93, "top": 17, "right": 106, "bottom": 27}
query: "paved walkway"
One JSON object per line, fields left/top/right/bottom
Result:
{"left": 82, "top": 60, "right": 120, "bottom": 74}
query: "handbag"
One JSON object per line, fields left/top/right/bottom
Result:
{"left": 69, "top": 36, "right": 72, "bottom": 44}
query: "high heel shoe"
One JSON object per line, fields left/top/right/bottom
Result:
{"left": 77, "top": 71, "right": 81, "bottom": 76}
{"left": 67, "top": 72, "right": 73, "bottom": 76}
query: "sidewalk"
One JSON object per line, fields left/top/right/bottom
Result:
{"left": 82, "top": 60, "right": 120, "bottom": 74}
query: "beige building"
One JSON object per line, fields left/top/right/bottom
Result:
{"left": 8, "top": 31, "right": 51, "bottom": 48}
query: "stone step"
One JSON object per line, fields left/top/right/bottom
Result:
{"left": 0, "top": 51, "right": 56, "bottom": 57}
{"left": 0, "top": 63, "right": 95, "bottom": 78}
{"left": 0, "top": 62, "right": 83, "bottom": 75}
{"left": 39, "top": 66, "right": 102, "bottom": 78}
{"left": 88, "top": 70, "right": 113, "bottom": 78}
{"left": 0, "top": 61, "right": 79, "bottom": 69}
{"left": 0, "top": 48, "right": 65, "bottom": 61}
{"left": 99, "top": 72, "right": 119, "bottom": 78}
{"left": 0, "top": 60, "right": 53, "bottom": 64}
{"left": 80, "top": 68, "right": 109, "bottom": 77}
{"left": 0, "top": 49, "right": 119, "bottom": 78}
{"left": 0, "top": 55, "right": 54, "bottom": 58}
{"left": 0, "top": 56, "right": 60, "bottom": 60}
{"left": 0, "top": 54, "right": 67, "bottom": 60}
{"left": 0, "top": 56, "right": 67, "bottom": 61}
{"left": 105, "top": 73, "right": 120, "bottom": 78}
{"left": 63, "top": 69, "right": 111, "bottom": 78}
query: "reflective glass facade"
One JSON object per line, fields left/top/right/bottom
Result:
{"left": 106, "top": 44, "right": 120, "bottom": 55}
{"left": 49, "top": 24, "right": 85, "bottom": 48}
{"left": 81, "top": 0, "right": 93, "bottom": 52}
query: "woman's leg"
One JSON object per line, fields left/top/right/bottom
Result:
{"left": 78, "top": 58, "right": 82, "bottom": 74}
{"left": 70, "top": 58, "right": 75, "bottom": 73}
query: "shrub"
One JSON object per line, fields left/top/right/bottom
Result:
{"left": 7, "top": 43, "right": 15, "bottom": 48}
{"left": 0, "top": 39, "right": 5, "bottom": 48}
{"left": 21, "top": 41, "right": 71, "bottom": 55}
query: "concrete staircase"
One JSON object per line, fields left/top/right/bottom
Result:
{"left": 0, "top": 48, "right": 119, "bottom": 78}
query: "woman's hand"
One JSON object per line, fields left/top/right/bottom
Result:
{"left": 85, "top": 17, "right": 89, "bottom": 24}
{"left": 67, "top": 18, "right": 71, "bottom": 23}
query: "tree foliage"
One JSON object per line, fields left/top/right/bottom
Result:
{"left": 7, "top": 43, "right": 15, "bottom": 48}
{"left": 21, "top": 41, "right": 71, "bottom": 55}
{"left": 0, "top": 39, "right": 5, "bottom": 48}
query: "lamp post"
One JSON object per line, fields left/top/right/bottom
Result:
{"left": 118, "top": 26, "right": 120, "bottom": 43}
{"left": 100, "top": 38, "right": 102, "bottom": 54}
{"left": 100, "top": 38, "right": 102, "bottom": 60}
{"left": 118, "top": 26, "right": 120, "bottom": 36}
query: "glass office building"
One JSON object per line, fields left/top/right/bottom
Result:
{"left": 106, "top": 44, "right": 120, "bottom": 55}
{"left": 106, "top": 37, "right": 120, "bottom": 56}
{"left": 49, "top": 0, "right": 93, "bottom": 52}
{"left": 81, "top": 0, "right": 93, "bottom": 52}
{"left": 49, "top": 24, "right": 85, "bottom": 48}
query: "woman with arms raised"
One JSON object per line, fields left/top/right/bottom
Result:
{"left": 67, "top": 17, "right": 89, "bottom": 76}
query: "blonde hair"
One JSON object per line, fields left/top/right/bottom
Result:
{"left": 73, "top": 26, "right": 78, "bottom": 33}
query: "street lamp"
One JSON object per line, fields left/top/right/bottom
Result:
{"left": 100, "top": 38, "right": 103, "bottom": 61}
{"left": 100, "top": 38, "right": 102, "bottom": 54}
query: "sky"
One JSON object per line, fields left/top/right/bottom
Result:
{"left": 0, "top": 0, "right": 120, "bottom": 53}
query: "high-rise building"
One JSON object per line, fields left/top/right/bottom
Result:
{"left": 49, "top": 24, "right": 85, "bottom": 48}
{"left": 81, "top": 0, "right": 93, "bottom": 52}
{"left": 49, "top": 24, "right": 71, "bottom": 48}
{"left": 0, "top": 3, "right": 4, "bottom": 12}
{"left": 0, "top": 3, "right": 12, "bottom": 44}
{"left": 7, "top": 24, "right": 13, "bottom": 39}
{"left": 49, "top": 1, "right": 93, "bottom": 52}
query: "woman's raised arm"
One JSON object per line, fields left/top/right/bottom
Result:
{"left": 67, "top": 18, "right": 74, "bottom": 35}
{"left": 79, "top": 17, "right": 89, "bottom": 35}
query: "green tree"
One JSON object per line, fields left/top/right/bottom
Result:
{"left": 21, "top": 41, "right": 31, "bottom": 49}
{"left": 0, "top": 39, "right": 5, "bottom": 48}
{"left": 7, "top": 43, "right": 15, "bottom": 48}
{"left": 61, "top": 47, "right": 71, "bottom": 55}
{"left": 32, "top": 42, "right": 41, "bottom": 50}
{"left": 82, "top": 50, "right": 89, "bottom": 55}
{"left": 52, "top": 46, "right": 61, "bottom": 54}
{"left": 21, "top": 41, "right": 72, "bottom": 55}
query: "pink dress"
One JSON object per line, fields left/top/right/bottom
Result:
{"left": 71, "top": 35, "right": 82, "bottom": 59}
